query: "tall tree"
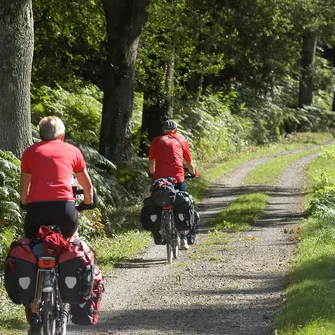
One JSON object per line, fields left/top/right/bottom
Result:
{"left": 299, "top": 31, "right": 317, "bottom": 107}
{"left": 0, "top": 0, "right": 33, "bottom": 157}
{"left": 138, "top": 0, "right": 208, "bottom": 155}
{"left": 99, "top": 0, "right": 150, "bottom": 163}
{"left": 290, "top": 0, "right": 335, "bottom": 107}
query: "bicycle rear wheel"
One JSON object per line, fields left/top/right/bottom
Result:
{"left": 42, "top": 291, "right": 56, "bottom": 335}
{"left": 172, "top": 234, "right": 180, "bottom": 259}
{"left": 166, "top": 242, "right": 173, "bottom": 264}
{"left": 163, "top": 211, "right": 173, "bottom": 264}
{"left": 58, "top": 303, "right": 70, "bottom": 335}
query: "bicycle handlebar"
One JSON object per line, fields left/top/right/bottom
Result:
{"left": 185, "top": 170, "right": 200, "bottom": 180}
{"left": 75, "top": 188, "right": 99, "bottom": 212}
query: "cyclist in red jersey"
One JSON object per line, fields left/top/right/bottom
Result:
{"left": 20, "top": 116, "right": 95, "bottom": 335}
{"left": 149, "top": 119, "right": 196, "bottom": 250}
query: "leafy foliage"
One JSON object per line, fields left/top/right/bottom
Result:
{"left": 171, "top": 91, "right": 253, "bottom": 162}
{"left": 32, "top": 0, "right": 106, "bottom": 88}
{"left": 0, "top": 151, "right": 23, "bottom": 231}
{"left": 31, "top": 83, "right": 102, "bottom": 150}
{"left": 308, "top": 145, "right": 335, "bottom": 214}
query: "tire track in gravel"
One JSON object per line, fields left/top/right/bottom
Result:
{"left": 66, "top": 146, "right": 324, "bottom": 335}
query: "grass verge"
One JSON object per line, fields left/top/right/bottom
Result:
{"left": 274, "top": 144, "right": 335, "bottom": 335}
{"left": 205, "top": 141, "right": 328, "bottom": 232}
{"left": 187, "top": 132, "right": 333, "bottom": 201}
{"left": 244, "top": 148, "right": 319, "bottom": 185}
{"left": 91, "top": 230, "right": 153, "bottom": 274}
{"left": 0, "top": 284, "right": 25, "bottom": 334}
{"left": 207, "top": 192, "right": 269, "bottom": 231}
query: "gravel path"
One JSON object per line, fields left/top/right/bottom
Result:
{"left": 67, "top": 147, "right": 322, "bottom": 335}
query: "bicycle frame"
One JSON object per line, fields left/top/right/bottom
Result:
{"left": 161, "top": 206, "right": 179, "bottom": 264}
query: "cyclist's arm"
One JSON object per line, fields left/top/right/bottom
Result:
{"left": 76, "top": 168, "right": 93, "bottom": 205}
{"left": 20, "top": 171, "right": 31, "bottom": 204}
{"left": 185, "top": 161, "right": 196, "bottom": 176}
{"left": 149, "top": 159, "right": 155, "bottom": 174}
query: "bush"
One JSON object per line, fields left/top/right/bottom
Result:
{"left": 171, "top": 91, "right": 254, "bottom": 162}
{"left": 31, "top": 83, "right": 102, "bottom": 150}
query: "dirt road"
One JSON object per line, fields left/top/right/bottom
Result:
{"left": 67, "top": 148, "right": 320, "bottom": 335}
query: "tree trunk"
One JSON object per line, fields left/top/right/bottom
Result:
{"left": 298, "top": 31, "right": 317, "bottom": 107}
{"left": 139, "top": 91, "right": 167, "bottom": 157}
{"left": 99, "top": 0, "right": 149, "bottom": 163}
{"left": 139, "top": 55, "right": 175, "bottom": 157}
{"left": 0, "top": 0, "right": 33, "bottom": 158}
{"left": 332, "top": 92, "right": 335, "bottom": 112}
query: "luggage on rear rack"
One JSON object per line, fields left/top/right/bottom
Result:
{"left": 140, "top": 196, "right": 162, "bottom": 231}
{"left": 71, "top": 265, "right": 104, "bottom": 325}
{"left": 4, "top": 238, "right": 37, "bottom": 305}
{"left": 150, "top": 177, "right": 177, "bottom": 207}
{"left": 58, "top": 237, "right": 95, "bottom": 304}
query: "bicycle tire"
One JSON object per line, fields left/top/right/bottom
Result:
{"left": 166, "top": 242, "right": 173, "bottom": 264}
{"left": 42, "top": 291, "right": 56, "bottom": 335}
{"left": 163, "top": 211, "right": 173, "bottom": 264}
{"left": 58, "top": 303, "right": 70, "bottom": 335}
{"left": 172, "top": 234, "right": 180, "bottom": 259}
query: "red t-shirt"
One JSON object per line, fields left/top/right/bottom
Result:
{"left": 21, "top": 139, "right": 86, "bottom": 203}
{"left": 149, "top": 133, "right": 192, "bottom": 182}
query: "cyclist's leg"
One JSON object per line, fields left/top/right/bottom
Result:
{"left": 176, "top": 181, "right": 186, "bottom": 192}
{"left": 26, "top": 305, "right": 42, "bottom": 335}
{"left": 24, "top": 201, "right": 78, "bottom": 239}
{"left": 175, "top": 182, "right": 190, "bottom": 249}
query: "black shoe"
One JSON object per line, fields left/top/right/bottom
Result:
{"left": 187, "top": 230, "right": 197, "bottom": 245}
{"left": 28, "top": 325, "right": 42, "bottom": 335}
{"left": 27, "top": 314, "right": 42, "bottom": 335}
{"left": 153, "top": 233, "right": 164, "bottom": 245}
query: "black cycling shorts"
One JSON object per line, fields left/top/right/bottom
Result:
{"left": 176, "top": 181, "right": 186, "bottom": 192}
{"left": 24, "top": 201, "right": 78, "bottom": 239}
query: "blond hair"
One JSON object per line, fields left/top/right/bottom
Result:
{"left": 39, "top": 116, "right": 65, "bottom": 141}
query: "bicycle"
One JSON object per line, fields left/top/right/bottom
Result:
{"left": 159, "top": 174, "right": 199, "bottom": 264}
{"left": 28, "top": 188, "right": 98, "bottom": 335}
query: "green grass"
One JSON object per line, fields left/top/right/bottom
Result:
{"left": 188, "top": 132, "right": 333, "bottom": 201}
{"left": 244, "top": 148, "right": 319, "bottom": 185}
{"left": 274, "top": 218, "right": 335, "bottom": 335}
{"left": 91, "top": 230, "right": 153, "bottom": 274}
{"left": 274, "top": 144, "right": 335, "bottom": 335}
{"left": 0, "top": 284, "right": 26, "bottom": 334}
{"left": 207, "top": 192, "right": 269, "bottom": 231}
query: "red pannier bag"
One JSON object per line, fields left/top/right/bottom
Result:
{"left": 71, "top": 265, "right": 104, "bottom": 325}
{"left": 58, "top": 237, "right": 95, "bottom": 304}
{"left": 4, "top": 238, "right": 37, "bottom": 306}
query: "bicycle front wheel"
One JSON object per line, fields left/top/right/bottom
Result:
{"left": 42, "top": 291, "right": 57, "bottom": 335}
